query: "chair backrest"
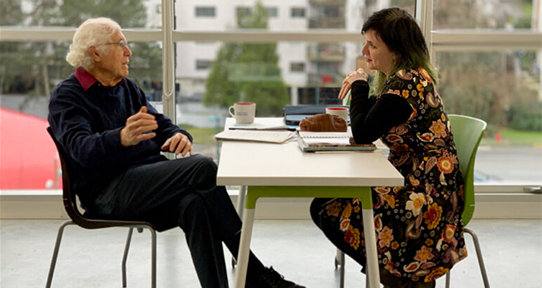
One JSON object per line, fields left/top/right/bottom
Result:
{"left": 46, "top": 127, "right": 88, "bottom": 224}
{"left": 46, "top": 127, "right": 147, "bottom": 229}
{"left": 447, "top": 114, "right": 487, "bottom": 225}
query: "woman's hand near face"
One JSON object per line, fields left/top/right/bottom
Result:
{"left": 338, "top": 68, "right": 369, "bottom": 100}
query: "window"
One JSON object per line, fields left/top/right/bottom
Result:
{"left": 195, "top": 6, "right": 216, "bottom": 18}
{"left": 156, "top": 4, "right": 161, "bottom": 14}
{"left": 290, "top": 62, "right": 305, "bottom": 72}
{"left": 433, "top": 0, "right": 538, "bottom": 30}
{"left": 195, "top": 59, "right": 213, "bottom": 70}
{"left": 266, "top": 7, "right": 278, "bottom": 18}
{"left": 291, "top": 7, "right": 305, "bottom": 18}
{"left": 435, "top": 50, "right": 541, "bottom": 184}
{"left": 2, "top": 0, "right": 540, "bottom": 192}
{"left": 432, "top": 0, "right": 542, "bottom": 185}
{"left": 236, "top": 7, "right": 252, "bottom": 18}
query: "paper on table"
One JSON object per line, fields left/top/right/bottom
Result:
{"left": 215, "top": 130, "right": 296, "bottom": 144}
{"left": 230, "top": 122, "right": 295, "bottom": 131}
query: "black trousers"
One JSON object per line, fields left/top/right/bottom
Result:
{"left": 92, "top": 154, "right": 264, "bottom": 288}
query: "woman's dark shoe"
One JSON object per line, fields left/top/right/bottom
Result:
{"left": 247, "top": 266, "right": 306, "bottom": 288}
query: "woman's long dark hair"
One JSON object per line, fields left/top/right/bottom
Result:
{"left": 362, "top": 8, "right": 438, "bottom": 95}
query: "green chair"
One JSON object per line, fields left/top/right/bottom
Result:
{"left": 446, "top": 114, "right": 490, "bottom": 288}
{"left": 336, "top": 114, "right": 490, "bottom": 288}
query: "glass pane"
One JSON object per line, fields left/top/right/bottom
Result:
{"left": 0, "top": 41, "right": 162, "bottom": 190}
{"left": 173, "top": 1, "right": 417, "bottom": 160}
{"left": 0, "top": 0, "right": 154, "bottom": 28}
{"left": 436, "top": 51, "right": 542, "bottom": 184}
{"left": 175, "top": 40, "right": 365, "bottom": 160}
{"left": 434, "top": 0, "right": 539, "bottom": 30}
{"left": 175, "top": 0, "right": 416, "bottom": 32}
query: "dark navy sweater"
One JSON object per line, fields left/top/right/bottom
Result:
{"left": 48, "top": 67, "right": 192, "bottom": 207}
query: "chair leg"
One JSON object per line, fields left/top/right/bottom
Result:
{"left": 464, "top": 228, "right": 490, "bottom": 288}
{"left": 122, "top": 228, "right": 135, "bottom": 288}
{"left": 150, "top": 228, "right": 157, "bottom": 288}
{"left": 46, "top": 221, "right": 74, "bottom": 288}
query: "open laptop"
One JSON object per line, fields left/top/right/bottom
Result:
{"left": 283, "top": 105, "right": 350, "bottom": 126}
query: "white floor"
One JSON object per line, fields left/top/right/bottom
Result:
{"left": 1, "top": 218, "right": 541, "bottom": 288}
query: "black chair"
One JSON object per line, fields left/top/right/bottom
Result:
{"left": 46, "top": 127, "right": 158, "bottom": 288}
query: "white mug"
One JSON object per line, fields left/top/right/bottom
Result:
{"left": 229, "top": 102, "right": 256, "bottom": 124}
{"left": 326, "top": 107, "right": 349, "bottom": 123}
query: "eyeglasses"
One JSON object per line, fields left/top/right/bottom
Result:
{"left": 99, "top": 40, "right": 130, "bottom": 50}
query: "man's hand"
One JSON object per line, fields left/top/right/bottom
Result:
{"left": 161, "top": 133, "right": 194, "bottom": 157}
{"left": 120, "top": 106, "right": 158, "bottom": 147}
{"left": 338, "top": 68, "right": 369, "bottom": 100}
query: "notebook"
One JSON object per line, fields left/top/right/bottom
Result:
{"left": 215, "top": 130, "right": 296, "bottom": 144}
{"left": 296, "top": 131, "right": 376, "bottom": 152}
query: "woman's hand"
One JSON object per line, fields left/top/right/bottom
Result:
{"left": 338, "top": 68, "right": 369, "bottom": 100}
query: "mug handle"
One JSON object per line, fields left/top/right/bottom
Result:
{"left": 229, "top": 105, "right": 235, "bottom": 117}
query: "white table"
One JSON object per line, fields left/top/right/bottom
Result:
{"left": 216, "top": 118, "right": 404, "bottom": 288}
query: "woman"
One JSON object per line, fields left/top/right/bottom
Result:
{"left": 310, "top": 8, "right": 467, "bottom": 288}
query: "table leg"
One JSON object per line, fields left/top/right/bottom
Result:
{"left": 236, "top": 186, "right": 247, "bottom": 219}
{"left": 234, "top": 208, "right": 255, "bottom": 288}
{"left": 362, "top": 208, "right": 381, "bottom": 288}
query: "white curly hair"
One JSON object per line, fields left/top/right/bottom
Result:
{"left": 66, "top": 18, "right": 121, "bottom": 70}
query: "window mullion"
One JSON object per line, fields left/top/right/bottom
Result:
{"left": 162, "top": 0, "right": 175, "bottom": 124}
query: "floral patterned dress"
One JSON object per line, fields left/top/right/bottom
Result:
{"left": 311, "top": 68, "right": 467, "bottom": 284}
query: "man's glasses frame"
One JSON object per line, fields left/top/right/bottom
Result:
{"left": 98, "top": 40, "right": 130, "bottom": 50}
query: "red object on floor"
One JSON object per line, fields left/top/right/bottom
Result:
{"left": 0, "top": 107, "right": 61, "bottom": 189}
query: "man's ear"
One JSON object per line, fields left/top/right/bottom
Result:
{"left": 88, "top": 46, "right": 101, "bottom": 63}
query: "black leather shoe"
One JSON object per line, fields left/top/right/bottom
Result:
{"left": 248, "top": 266, "right": 306, "bottom": 288}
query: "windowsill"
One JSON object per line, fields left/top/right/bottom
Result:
{"left": 0, "top": 189, "right": 62, "bottom": 196}
{"left": 1, "top": 186, "right": 541, "bottom": 220}
{"left": 1, "top": 184, "right": 540, "bottom": 196}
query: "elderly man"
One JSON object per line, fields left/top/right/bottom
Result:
{"left": 48, "top": 17, "right": 304, "bottom": 288}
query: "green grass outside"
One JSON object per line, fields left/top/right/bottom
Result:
{"left": 482, "top": 128, "right": 542, "bottom": 146}
{"left": 180, "top": 124, "right": 223, "bottom": 144}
